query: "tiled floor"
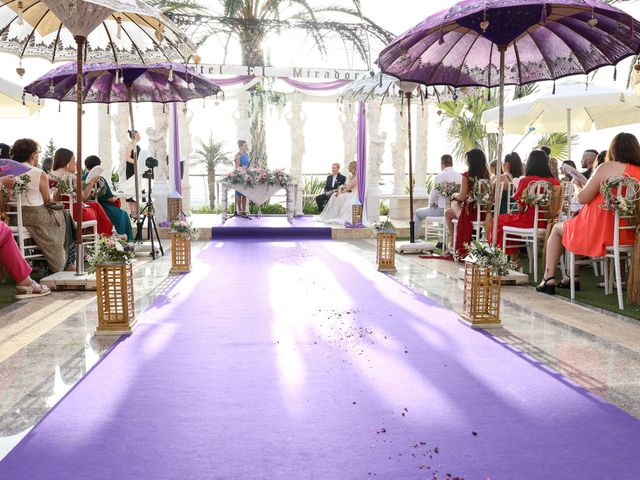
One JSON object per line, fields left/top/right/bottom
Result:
{"left": 1, "top": 239, "right": 639, "bottom": 461}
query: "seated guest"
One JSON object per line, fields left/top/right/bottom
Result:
{"left": 504, "top": 152, "right": 524, "bottom": 189}
{"left": 41, "top": 156, "right": 53, "bottom": 174}
{"left": 444, "top": 148, "right": 491, "bottom": 257}
{"left": 319, "top": 160, "right": 358, "bottom": 224}
{"left": 537, "top": 133, "right": 640, "bottom": 294}
{"left": 0, "top": 143, "right": 10, "bottom": 158}
{"left": 596, "top": 150, "right": 607, "bottom": 167}
{"left": 489, "top": 150, "right": 560, "bottom": 263}
{"left": 10, "top": 138, "right": 73, "bottom": 273}
{"left": 84, "top": 155, "right": 133, "bottom": 241}
{"left": 0, "top": 178, "right": 51, "bottom": 298}
{"left": 49, "top": 148, "right": 114, "bottom": 237}
{"left": 316, "top": 163, "right": 346, "bottom": 213}
{"left": 560, "top": 160, "right": 578, "bottom": 183}
{"left": 540, "top": 146, "right": 560, "bottom": 180}
{"left": 581, "top": 149, "right": 598, "bottom": 180}
{"left": 414, "top": 154, "right": 461, "bottom": 235}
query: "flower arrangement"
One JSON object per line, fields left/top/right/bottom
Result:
{"left": 51, "top": 175, "right": 74, "bottom": 195}
{"left": 344, "top": 221, "right": 365, "bottom": 228}
{"left": 10, "top": 173, "right": 31, "bottom": 196}
{"left": 469, "top": 178, "right": 492, "bottom": 206}
{"left": 600, "top": 175, "right": 640, "bottom": 217}
{"left": 464, "top": 240, "right": 517, "bottom": 276}
{"left": 86, "top": 234, "right": 135, "bottom": 273}
{"left": 434, "top": 181, "right": 461, "bottom": 199}
{"left": 170, "top": 218, "right": 199, "bottom": 240}
{"left": 372, "top": 219, "right": 397, "bottom": 234}
{"left": 520, "top": 181, "right": 553, "bottom": 207}
{"left": 223, "top": 167, "right": 291, "bottom": 188}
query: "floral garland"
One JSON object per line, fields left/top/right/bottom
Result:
{"left": 469, "top": 178, "right": 492, "bottom": 206}
{"left": 170, "top": 218, "right": 199, "bottom": 240}
{"left": 223, "top": 167, "right": 291, "bottom": 188}
{"left": 11, "top": 173, "right": 31, "bottom": 196}
{"left": 51, "top": 175, "right": 74, "bottom": 195}
{"left": 86, "top": 234, "right": 135, "bottom": 273}
{"left": 520, "top": 181, "right": 553, "bottom": 207}
{"left": 434, "top": 181, "right": 460, "bottom": 199}
{"left": 600, "top": 175, "right": 640, "bottom": 217}
{"left": 465, "top": 240, "right": 516, "bottom": 276}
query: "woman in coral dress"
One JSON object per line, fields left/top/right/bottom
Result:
{"left": 537, "top": 133, "right": 640, "bottom": 294}
{"left": 489, "top": 150, "right": 560, "bottom": 260}
{"left": 49, "top": 148, "right": 114, "bottom": 237}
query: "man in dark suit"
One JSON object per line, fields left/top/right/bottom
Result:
{"left": 316, "top": 163, "right": 346, "bottom": 213}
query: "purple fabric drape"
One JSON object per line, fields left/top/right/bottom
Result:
{"left": 210, "top": 75, "right": 256, "bottom": 87}
{"left": 356, "top": 101, "right": 366, "bottom": 205}
{"left": 281, "top": 78, "right": 351, "bottom": 91}
{"left": 171, "top": 102, "right": 182, "bottom": 195}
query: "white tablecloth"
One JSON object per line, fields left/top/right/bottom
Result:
{"left": 219, "top": 181, "right": 297, "bottom": 221}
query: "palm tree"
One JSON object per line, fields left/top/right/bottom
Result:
{"left": 536, "top": 133, "right": 577, "bottom": 162}
{"left": 170, "top": 1, "right": 392, "bottom": 166}
{"left": 191, "top": 135, "right": 233, "bottom": 208}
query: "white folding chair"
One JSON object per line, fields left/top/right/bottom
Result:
{"left": 424, "top": 198, "right": 450, "bottom": 246}
{"left": 451, "top": 180, "right": 495, "bottom": 245}
{"left": 502, "top": 182, "right": 563, "bottom": 283}
{"left": 60, "top": 193, "right": 99, "bottom": 246}
{"left": 7, "top": 195, "right": 46, "bottom": 262}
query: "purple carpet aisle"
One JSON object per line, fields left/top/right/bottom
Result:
{"left": 1, "top": 240, "right": 640, "bottom": 479}
{"left": 211, "top": 216, "right": 332, "bottom": 239}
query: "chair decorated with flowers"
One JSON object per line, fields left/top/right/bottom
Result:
{"left": 502, "top": 181, "right": 563, "bottom": 282}
{"left": 569, "top": 175, "right": 640, "bottom": 309}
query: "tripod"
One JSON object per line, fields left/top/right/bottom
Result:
{"left": 227, "top": 192, "right": 252, "bottom": 221}
{"left": 135, "top": 168, "right": 164, "bottom": 259}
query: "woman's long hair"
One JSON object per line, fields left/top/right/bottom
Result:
{"left": 52, "top": 148, "right": 74, "bottom": 171}
{"left": 504, "top": 152, "right": 524, "bottom": 177}
{"left": 525, "top": 150, "right": 554, "bottom": 177}
{"left": 10, "top": 138, "right": 38, "bottom": 163}
{"left": 607, "top": 133, "right": 640, "bottom": 165}
{"left": 466, "top": 148, "right": 490, "bottom": 180}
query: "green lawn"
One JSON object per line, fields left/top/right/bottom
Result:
{"left": 0, "top": 267, "right": 47, "bottom": 310}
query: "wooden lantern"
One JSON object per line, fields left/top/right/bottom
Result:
{"left": 167, "top": 197, "right": 183, "bottom": 222}
{"left": 351, "top": 203, "right": 363, "bottom": 224}
{"left": 461, "top": 261, "right": 501, "bottom": 328}
{"left": 376, "top": 232, "right": 397, "bottom": 272}
{"left": 95, "top": 262, "right": 136, "bottom": 335}
{"left": 170, "top": 233, "right": 192, "bottom": 273}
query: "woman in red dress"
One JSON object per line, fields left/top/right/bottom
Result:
{"left": 489, "top": 150, "right": 560, "bottom": 262}
{"left": 444, "top": 148, "right": 491, "bottom": 257}
{"left": 49, "top": 148, "right": 114, "bottom": 237}
{"left": 537, "top": 133, "right": 640, "bottom": 294}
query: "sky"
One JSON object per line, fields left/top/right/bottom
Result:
{"left": 1, "top": 1, "right": 640, "bottom": 205}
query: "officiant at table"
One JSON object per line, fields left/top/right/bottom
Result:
{"left": 316, "top": 163, "right": 346, "bottom": 213}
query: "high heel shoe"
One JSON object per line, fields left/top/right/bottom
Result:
{"left": 535, "top": 277, "right": 556, "bottom": 295}
{"left": 557, "top": 278, "right": 580, "bottom": 291}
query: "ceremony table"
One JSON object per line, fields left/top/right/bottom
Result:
{"left": 219, "top": 181, "right": 297, "bottom": 222}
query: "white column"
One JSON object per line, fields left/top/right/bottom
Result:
{"left": 366, "top": 102, "right": 385, "bottom": 222}
{"left": 179, "top": 106, "right": 194, "bottom": 215}
{"left": 287, "top": 92, "right": 305, "bottom": 215}
{"left": 392, "top": 100, "right": 407, "bottom": 195}
{"left": 234, "top": 91, "right": 251, "bottom": 149}
{"left": 112, "top": 103, "right": 130, "bottom": 186}
{"left": 339, "top": 101, "right": 357, "bottom": 172}
{"left": 390, "top": 100, "right": 408, "bottom": 219}
{"left": 414, "top": 103, "right": 429, "bottom": 196}
{"left": 97, "top": 104, "right": 112, "bottom": 180}
{"left": 147, "top": 103, "right": 170, "bottom": 222}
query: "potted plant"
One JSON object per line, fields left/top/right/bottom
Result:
{"left": 87, "top": 234, "right": 136, "bottom": 335}
{"left": 460, "top": 240, "right": 515, "bottom": 329}
{"left": 373, "top": 220, "right": 398, "bottom": 272}
{"left": 169, "top": 217, "right": 199, "bottom": 273}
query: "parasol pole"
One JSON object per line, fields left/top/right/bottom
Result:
{"left": 74, "top": 36, "right": 85, "bottom": 276}
{"left": 566, "top": 108, "right": 572, "bottom": 162}
{"left": 125, "top": 83, "right": 141, "bottom": 233}
{"left": 491, "top": 47, "right": 506, "bottom": 246}
{"left": 407, "top": 91, "right": 416, "bottom": 243}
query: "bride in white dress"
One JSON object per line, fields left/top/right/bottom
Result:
{"left": 319, "top": 160, "right": 361, "bottom": 224}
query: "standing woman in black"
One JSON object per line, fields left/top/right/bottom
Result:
{"left": 124, "top": 129, "right": 141, "bottom": 218}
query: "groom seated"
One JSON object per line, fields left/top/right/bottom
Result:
{"left": 316, "top": 163, "right": 346, "bottom": 213}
